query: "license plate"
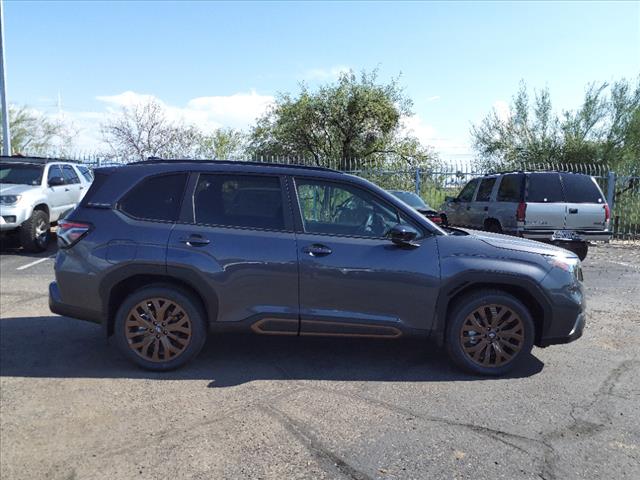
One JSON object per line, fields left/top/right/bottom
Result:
{"left": 552, "top": 230, "right": 579, "bottom": 241}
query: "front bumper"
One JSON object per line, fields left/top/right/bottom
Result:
{"left": 519, "top": 229, "right": 612, "bottom": 242}
{"left": 537, "top": 311, "right": 585, "bottom": 347}
{"left": 0, "top": 204, "right": 31, "bottom": 231}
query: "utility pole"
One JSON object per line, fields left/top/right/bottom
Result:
{"left": 0, "top": 0, "right": 10, "bottom": 155}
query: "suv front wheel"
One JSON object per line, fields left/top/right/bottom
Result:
{"left": 20, "top": 209, "right": 50, "bottom": 252}
{"left": 114, "top": 285, "right": 208, "bottom": 371}
{"left": 446, "top": 290, "right": 534, "bottom": 376}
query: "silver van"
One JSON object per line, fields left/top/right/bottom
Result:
{"left": 440, "top": 171, "right": 611, "bottom": 260}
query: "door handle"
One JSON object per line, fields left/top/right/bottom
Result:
{"left": 303, "top": 244, "right": 332, "bottom": 257}
{"left": 484, "top": 206, "right": 489, "bottom": 211}
{"left": 64, "top": 188, "right": 70, "bottom": 192}
{"left": 568, "top": 208, "right": 579, "bottom": 214}
{"left": 179, "top": 234, "right": 210, "bottom": 247}
{"left": 466, "top": 206, "right": 471, "bottom": 210}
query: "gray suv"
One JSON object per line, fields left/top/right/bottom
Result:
{"left": 49, "top": 160, "right": 586, "bottom": 376}
{"left": 440, "top": 171, "right": 611, "bottom": 260}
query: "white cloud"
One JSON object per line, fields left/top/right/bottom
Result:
{"left": 401, "top": 114, "right": 472, "bottom": 156}
{"left": 300, "top": 65, "right": 351, "bottom": 81}
{"left": 493, "top": 100, "right": 511, "bottom": 122}
{"left": 426, "top": 95, "right": 441, "bottom": 102}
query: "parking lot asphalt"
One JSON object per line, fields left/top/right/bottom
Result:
{"left": 1, "top": 240, "right": 639, "bottom": 480}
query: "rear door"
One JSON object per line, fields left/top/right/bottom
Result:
{"left": 560, "top": 173, "right": 607, "bottom": 231}
{"left": 524, "top": 173, "right": 566, "bottom": 231}
{"left": 494, "top": 174, "right": 524, "bottom": 233}
{"left": 468, "top": 176, "right": 497, "bottom": 228}
{"left": 45, "top": 164, "right": 72, "bottom": 220}
{"left": 61, "top": 165, "right": 84, "bottom": 206}
{"left": 167, "top": 173, "right": 299, "bottom": 331}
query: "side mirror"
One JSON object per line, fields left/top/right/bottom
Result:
{"left": 48, "top": 176, "right": 65, "bottom": 187}
{"left": 388, "top": 224, "right": 420, "bottom": 248}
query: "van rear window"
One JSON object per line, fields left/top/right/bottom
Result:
{"left": 526, "top": 173, "right": 563, "bottom": 203}
{"left": 560, "top": 174, "right": 604, "bottom": 203}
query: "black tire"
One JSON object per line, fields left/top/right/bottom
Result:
{"left": 19, "top": 209, "right": 50, "bottom": 252}
{"left": 114, "top": 285, "right": 208, "bottom": 371}
{"left": 446, "top": 289, "right": 535, "bottom": 376}
{"left": 440, "top": 214, "right": 449, "bottom": 226}
{"left": 484, "top": 219, "right": 503, "bottom": 233}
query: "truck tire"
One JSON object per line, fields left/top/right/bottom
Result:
{"left": 19, "top": 210, "right": 50, "bottom": 252}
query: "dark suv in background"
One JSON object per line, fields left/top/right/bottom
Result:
{"left": 50, "top": 160, "right": 586, "bottom": 375}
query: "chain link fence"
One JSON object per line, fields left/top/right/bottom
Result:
{"left": 64, "top": 153, "right": 640, "bottom": 241}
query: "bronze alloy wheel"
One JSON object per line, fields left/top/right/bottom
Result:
{"left": 125, "top": 297, "right": 192, "bottom": 362}
{"left": 459, "top": 304, "right": 525, "bottom": 367}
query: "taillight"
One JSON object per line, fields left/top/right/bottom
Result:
{"left": 57, "top": 219, "right": 91, "bottom": 248}
{"left": 603, "top": 204, "right": 610, "bottom": 222}
{"left": 516, "top": 202, "right": 527, "bottom": 222}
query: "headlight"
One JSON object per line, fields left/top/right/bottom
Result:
{"left": 547, "top": 256, "right": 582, "bottom": 281}
{"left": 0, "top": 195, "right": 22, "bottom": 205}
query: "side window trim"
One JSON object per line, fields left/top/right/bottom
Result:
{"left": 182, "top": 172, "right": 294, "bottom": 232}
{"left": 291, "top": 176, "right": 425, "bottom": 240}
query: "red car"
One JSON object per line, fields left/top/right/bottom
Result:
{"left": 388, "top": 190, "right": 443, "bottom": 224}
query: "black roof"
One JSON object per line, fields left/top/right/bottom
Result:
{"left": 0, "top": 155, "right": 80, "bottom": 165}
{"left": 129, "top": 157, "right": 342, "bottom": 174}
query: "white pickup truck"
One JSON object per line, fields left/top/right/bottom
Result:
{"left": 0, "top": 156, "right": 93, "bottom": 251}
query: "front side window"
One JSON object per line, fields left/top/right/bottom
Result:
{"left": 119, "top": 173, "right": 188, "bottom": 222}
{"left": 295, "top": 178, "right": 402, "bottom": 238}
{"left": 194, "top": 174, "right": 285, "bottom": 230}
{"left": 527, "top": 173, "right": 563, "bottom": 203}
{"left": 61, "top": 165, "right": 80, "bottom": 184}
{"left": 497, "top": 174, "right": 523, "bottom": 202}
{"left": 47, "top": 165, "right": 63, "bottom": 183}
{"left": 457, "top": 179, "right": 479, "bottom": 202}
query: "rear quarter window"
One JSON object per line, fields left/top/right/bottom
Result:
{"left": 526, "top": 173, "right": 563, "bottom": 203}
{"left": 119, "top": 173, "right": 188, "bottom": 222}
{"left": 560, "top": 174, "right": 604, "bottom": 203}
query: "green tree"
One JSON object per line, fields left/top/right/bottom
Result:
{"left": 196, "top": 127, "right": 246, "bottom": 160}
{"left": 248, "top": 69, "right": 436, "bottom": 170}
{"left": 0, "top": 105, "right": 76, "bottom": 155}
{"left": 471, "top": 77, "right": 640, "bottom": 172}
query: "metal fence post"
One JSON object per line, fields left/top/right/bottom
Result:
{"left": 607, "top": 171, "right": 616, "bottom": 210}
{"left": 415, "top": 167, "right": 421, "bottom": 195}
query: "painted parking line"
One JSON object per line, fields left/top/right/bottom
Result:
{"left": 16, "top": 254, "right": 56, "bottom": 271}
{"left": 605, "top": 260, "right": 640, "bottom": 270}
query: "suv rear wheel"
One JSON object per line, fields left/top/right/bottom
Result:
{"left": 19, "top": 209, "right": 50, "bottom": 252}
{"left": 114, "top": 285, "right": 207, "bottom": 371}
{"left": 446, "top": 290, "right": 534, "bottom": 376}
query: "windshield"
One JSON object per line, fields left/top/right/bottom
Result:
{"left": 390, "top": 191, "right": 430, "bottom": 209}
{"left": 0, "top": 163, "right": 44, "bottom": 186}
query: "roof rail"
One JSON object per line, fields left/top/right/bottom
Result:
{"left": 0, "top": 155, "right": 81, "bottom": 164}
{"left": 128, "top": 157, "right": 342, "bottom": 173}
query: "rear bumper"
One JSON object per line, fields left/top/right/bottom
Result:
{"left": 49, "top": 281, "right": 102, "bottom": 324}
{"left": 519, "top": 229, "right": 612, "bottom": 242}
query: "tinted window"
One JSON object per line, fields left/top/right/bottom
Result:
{"left": 194, "top": 174, "right": 284, "bottom": 230}
{"left": 389, "top": 191, "right": 428, "bottom": 209}
{"left": 560, "top": 174, "right": 603, "bottom": 203}
{"left": 0, "top": 163, "right": 43, "bottom": 185}
{"left": 47, "top": 165, "right": 63, "bottom": 182}
{"left": 77, "top": 165, "right": 94, "bottom": 182}
{"left": 119, "top": 174, "right": 187, "bottom": 222}
{"left": 476, "top": 177, "right": 497, "bottom": 201}
{"left": 527, "top": 173, "right": 564, "bottom": 203}
{"left": 457, "top": 179, "right": 479, "bottom": 202}
{"left": 296, "top": 179, "right": 402, "bottom": 238}
{"left": 61, "top": 165, "right": 80, "bottom": 184}
{"left": 497, "top": 174, "right": 523, "bottom": 202}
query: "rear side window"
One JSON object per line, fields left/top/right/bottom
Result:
{"left": 194, "top": 174, "right": 284, "bottom": 230}
{"left": 561, "top": 174, "right": 603, "bottom": 203}
{"left": 47, "top": 165, "right": 63, "bottom": 182}
{"left": 119, "top": 173, "right": 188, "bottom": 222}
{"left": 61, "top": 165, "right": 80, "bottom": 184}
{"left": 457, "top": 179, "right": 479, "bottom": 202}
{"left": 497, "top": 174, "right": 523, "bottom": 202}
{"left": 77, "top": 165, "right": 94, "bottom": 182}
{"left": 527, "top": 173, "right": 563, "bottom": 203}
{"left": 476, "top": 177, "right": 497, "bottom": 201}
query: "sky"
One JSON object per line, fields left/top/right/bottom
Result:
{"left": 4, "top": 0, "right": 640, "bottom": 159}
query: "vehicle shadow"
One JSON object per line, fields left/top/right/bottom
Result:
{"left": 0, "top": 232, "right": 58, "bottom": 256}
{"left": 0, "top": 316, "right": 545, "bottom": 386}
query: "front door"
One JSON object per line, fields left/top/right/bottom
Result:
{"left": 293, "top": 177, "right": 440, "bottom": 336}
{"left": 167, "top": 173, "right": 299, "bottom": 332}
